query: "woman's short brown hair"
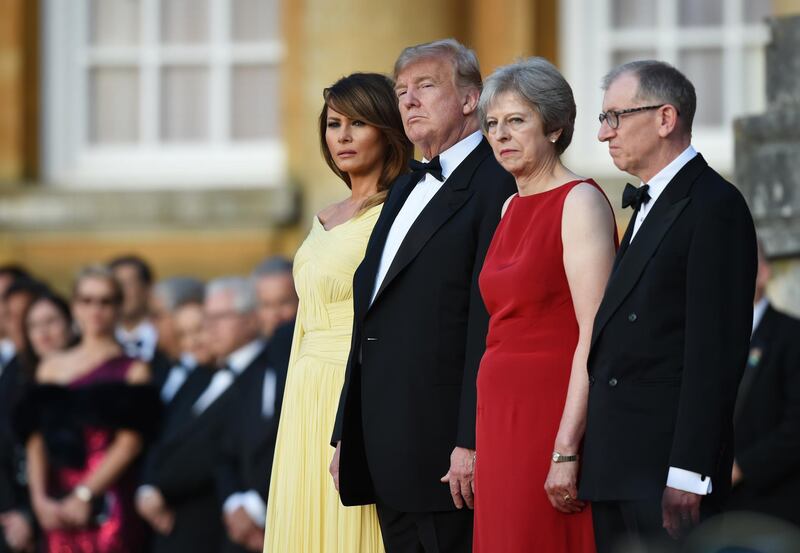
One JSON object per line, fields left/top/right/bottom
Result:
{"left": 319, "top": 73, "right": 412, "bottom": 211}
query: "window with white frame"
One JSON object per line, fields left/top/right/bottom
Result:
{"left": 560, "top": 0, "right": 772, "bottom": 179}
{"left": 43, "top": 0, "right": 285, "bottom": 188}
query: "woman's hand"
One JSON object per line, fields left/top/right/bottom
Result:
{"left": 330, "top": 442, "right": 341, "bottom": 492}
{"left": 58, "top": 494, "right": 92, "bottom": 528}
{"left": 544, "top": 460, "right": 585, "bottom": 514}
{"left": 32, "top": 494, "right": 65, "bottom": 531}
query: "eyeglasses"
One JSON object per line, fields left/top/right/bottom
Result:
{"left": 75, "top": 295, "right": 118, "bottom": 308}
{"left": 598, "top": 104, "right": 676, "bottom": 129}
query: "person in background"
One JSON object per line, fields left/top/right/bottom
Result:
{"left": 110, "top": 255, "right": 158, "bottom": 366}
{"left": 252, "top": 256, "right": 298, "bottom": 340}
{"left": 136, "top": 277, "right": 267, "bottom": 553}
{"left": 21, "top": 290, "right": 76, "bottom": 377}
{"left": 727, "top": 239, "right": 800, "bottom": 527}
{"left": 0, "top": 276, "right": 43, "bottom": 553}
{"left": 216, "top": 320, "right": 292, "bottom": 553}
{"left": 16, "top": 265, "right": 158, "bottom": 553}
{"left": 149, "top": 277, "right": 206, "bottom": 404}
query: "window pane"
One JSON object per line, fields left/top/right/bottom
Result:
{"left": 744, "top": 0, "right": 772, "bottom": 24}
{"left": 232, "top": 0, "right": 280, "bottom": 42}
{"left": 89, "top": 0, "right": 140, "bottom": 46}
{"left": 742, "top": 47, "right": 766, "bottom": 115}
{"left": 161, "top": 0, "right": 209, "bottom": 44}
{"left": 678, "top": 49, "right": 723, "bottom": 126}
{"left": 678, "top": 0, "right": 722, "bottom": 26}
{"left": 612, "top": 49, "right": 657, "bottom": 67}
{"left": 89, "top": 68, "right": 140, "bottom": 143}
{"left": 161, "top": 67, "right": 209, "bottom": 141}
{"left": 231, "top": 65, "right": 280, "bottom": 140}
{"left": 611, "top": 0, "right": 656, "bottom": 29}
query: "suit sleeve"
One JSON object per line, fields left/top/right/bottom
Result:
{"left": 736, "top": 330, "right": 800, "bottom": 491}
{"left": 149, "top": 432, "right": 220, "bottom": 504}
{"left": 456, "top": 169, "right": 516, "bottom": 449}
{"left": 215, "top": 405, "right": 245, "bottom": 504}
{"left": 669, "top": 190, "right": 757, "bottom": 477}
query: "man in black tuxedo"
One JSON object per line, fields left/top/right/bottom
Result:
{"left": 727, "top": 242, "right": 800, "bottom": 526}
{"left": 150, "top": 277, "right": 206, "bottom": 404}
{"left": 216, "top": 320, "right": 292, "bottom": 552}
{"left": 331, "top": 39, "right": 515, "bottom": 552}
{"left": 0, "top": 275, "right": 41, "bottom": 553}
{"left": 136, "top": 277, "right": 268, "bottom": 553}
{"left": 578, "top": 60, "right": 757, "bottom": 552}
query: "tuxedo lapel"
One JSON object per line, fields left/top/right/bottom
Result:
{"left": 352, "top": 175, "right": 416, "bottom": 323}
{"left": 369, "top": 139, "right": 491, "bottom": 308}
{"left": 611, "top": 208, "right": 637, "bottom": 274}
{"left": 591, "top": 154, "right": 708, "bottom": 350}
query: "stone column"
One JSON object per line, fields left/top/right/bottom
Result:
{"left": 735, "top": 14, "right": 800, "bottom": 314}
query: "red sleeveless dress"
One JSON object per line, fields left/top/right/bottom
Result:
{"left": 474, "top": 179, "right": 615, "bottom": 553}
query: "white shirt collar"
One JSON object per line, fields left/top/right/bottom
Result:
{"left": 224, "top": 339, "right": 265, "bottom": 375}
{"left": 752, "top": 297, "right": 769, "bottom": 336}
{"left": 424, "top": 130, "right": 483, "bottom": 181}
{"left": 0, "top": 339, "right": 16, "bottom": 365}
{"left": 640, "top": 145, "right": 698, "bottom": 205}
{"left": 179, "top": 352, "right": 198, "bottom": 371}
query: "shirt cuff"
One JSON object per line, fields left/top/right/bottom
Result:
{"left": 223, "top": 493, "right": 244, "bottom": 514}
{"left": 667, "top": 467, "right": 713, "bottom": 495}
{"left": 135, "top": 485, "right": 159, "bottom": 501}
{"left": 240, "top": 490, "right": 267, "bottom": 528}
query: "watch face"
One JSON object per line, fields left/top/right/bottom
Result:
{"left": 552, "top": 453, "right": 559, "bottom": 462}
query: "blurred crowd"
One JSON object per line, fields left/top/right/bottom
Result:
{"left": 0, "top": 255, "right": 298, "bottom": 553}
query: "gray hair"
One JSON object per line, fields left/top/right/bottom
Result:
{"left": 252, "top": 255, "right": 293, "bottom": 278}
{"left": 153, "top": 277, "right": 205, "bottom": 311}
{"left": 394, "top": 38, "right": 482, "bottom": 91}
{"left": 205, "top": 276, "right": 257, "bottom": 314}
{"left": 602, "top": 60, "right": 696, "bottom": 133}
{"left": 478, "top": 57, "right": 576, "bottom": 155}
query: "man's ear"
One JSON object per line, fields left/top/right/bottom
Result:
{"left": 462, "top": 87, "right": 480, "bottom": 116}
{"left": 657, "top": 104, "right": 680, "bottom": 138}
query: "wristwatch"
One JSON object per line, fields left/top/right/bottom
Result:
{"left": 552, "top": 451, "right": 579, "bottom": 463}
{"left": 73, "top": 485, "right": 93, "bottom": 503}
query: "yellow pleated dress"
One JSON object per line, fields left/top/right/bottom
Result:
{"left": 264, "top": 204, "right": 385, "bottom": 553}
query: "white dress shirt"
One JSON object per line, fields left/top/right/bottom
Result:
{"left": 0, "top": 339, "right": 15, "bottom": 379}
{"left": 192, "top": 339, "right": 264, "bottom": 415}
{"left": 116, "top": 320, "right": 158, "bottom": 362}
{"left": 630, "top": 145, "right": 698, "bottom": 241}
{"left": 752, "top": 297, "right": 769, "bottom": 336}
{"left": 223, "top": 490, "right": 267, "bottom": 528}
{"left": 159, "top": 353, "right": 198, "bottom": 404}
{"left": 633, "top": 145, "right": 711, "bottom": 495}
{"left": 370, "top": 130, "right": 483, "bottom": 305}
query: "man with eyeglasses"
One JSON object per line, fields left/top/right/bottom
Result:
{"left": 578, "top": 60, "right": 757, "bottom": 552}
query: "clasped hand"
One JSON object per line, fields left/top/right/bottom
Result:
{"left": 544, "top": 461, "right": 585, "bottom": 514}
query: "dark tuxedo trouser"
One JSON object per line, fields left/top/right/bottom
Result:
{"left": 376, "top": 502, "right": 472, "bottom": 553}
{"left": 593, "top": 499, "right": 721, "bottom": 553}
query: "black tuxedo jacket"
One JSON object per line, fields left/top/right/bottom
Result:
{"left": 579, "top": 154, "right": 757, "bottom": 506}
{"left": 217, "top": 323, "right": 292, "bottom": 553}
{"left": 0, "top": 356, "right": 30, "bottom": 518}
{"left": 145, "top": 346, "right": 269, "bottom": 553}
{"left": 728, "top": 305, "right": 800, "bottom": 525}
{"left": 332, "top": 138, "right": 516, "bottom": 512}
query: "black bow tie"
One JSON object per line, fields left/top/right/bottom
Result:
{"left": 409, "top": 157, "right": 444, "bottom": 183}
{"left": 622, "top": 183, "right": 651, "bottom": 210}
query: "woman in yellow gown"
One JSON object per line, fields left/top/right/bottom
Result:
{"left": 264, "top": 73, "right": 412, "bottom": 552}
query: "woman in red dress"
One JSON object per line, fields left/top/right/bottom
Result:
{"left": 473, "top": 57, "right": 618, "bottom": 552}
{"left": 17, "top": 266, "right": 159, "bottom": 553}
